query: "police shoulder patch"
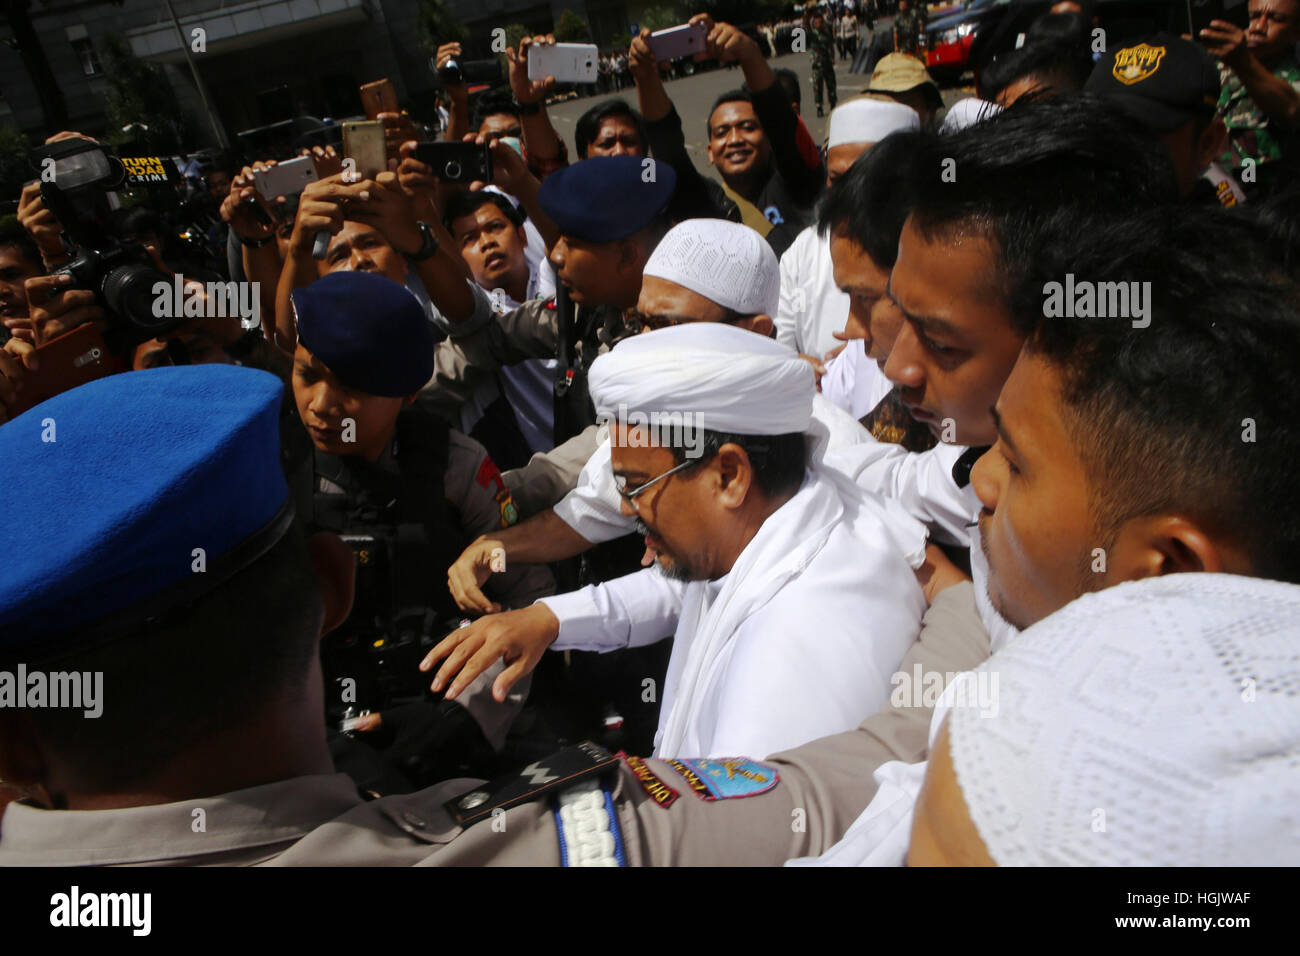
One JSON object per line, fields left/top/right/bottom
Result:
{"left": 620, "top": 754, "right": 679, "bottom": 808}
{"left": 666, "top": 758, "right": 779, "bottom": 801}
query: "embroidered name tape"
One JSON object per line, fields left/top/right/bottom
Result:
{"left": 621, "top": 754, "right": 680, "bottom": 808}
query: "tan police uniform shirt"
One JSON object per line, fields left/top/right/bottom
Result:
{"left": 0, "top": 584, "right": 987, "bottom": 866}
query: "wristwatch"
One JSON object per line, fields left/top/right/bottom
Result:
{"left": 404, "top": 220, "right": 440, "bottom": 261}
{"left": 512, "top": 97, "right": 542, "bottom": 116}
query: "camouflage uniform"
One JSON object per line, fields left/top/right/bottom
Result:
{"left": 809, "top": 21, "right": 838, "bottom": 113}
{"left": 893, "top": 7, "right": 926, "bottom": 57}
{"left": 1217, "top": 58, "right": 1300, "bottom": 178}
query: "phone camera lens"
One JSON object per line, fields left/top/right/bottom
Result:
{"left": 445, "top": 160, "right": 462, "bottom": 179}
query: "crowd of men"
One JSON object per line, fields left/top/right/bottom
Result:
{"left": 0, "top": 3, "right": 1299, "bottom": 867}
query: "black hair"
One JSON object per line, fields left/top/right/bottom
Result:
{"left": 1020, "top": 205, "right": 1300, "bottom": 582}
{"left": 671, "top": 430, "right": 807, "bottom": 500}
{"left": 575, "top": 100, "right": 648, "bottom": 159}
{"left": 441, "top": 188, "right": 524, "bottom": 234}
{"left": 977, "top": 38, "right": 1092, "bottom": 102}
{"left": 471, "top": 90, "right": 520, "bottom": 131}
{"left": 118, "top": 205, "right": 168, "bottom": 241}
{"left": 774, "top": 68, "right": 802, "bottom": 108}
{"left": 908, "top": 94, "right": 1178, "bottom": 335}
{"left": 0, "top": 217, "right": 41, "bottom": 265}
{"left": 1241, "top": 182, "right": 1300, "bottom": 274}
{"left": 26, "top": 523, "right": 324, "bottom": 789}
{"left": 1025, "top": 10, "right": 1091, "bottom": 49}
{"left": 817, "top": 130, "right": 924, "bottom": 268}
{"left": 707, "top": 89, "right": 754, "bottom": 136}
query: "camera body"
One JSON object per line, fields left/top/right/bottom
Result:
{"left": 32, "top": 139, "right": 178, "bottom": 348}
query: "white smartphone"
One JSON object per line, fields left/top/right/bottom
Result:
{"left": 648, "top": 23, "right": 708, "bottom": 61}
{"left": 253, "top": 155, "right": 318, "bottom": 200}
{"left": 527, "top": 42, "right": 599, "bottom": 84}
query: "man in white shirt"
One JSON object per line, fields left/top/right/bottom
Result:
{"left": 427, "top": 279, "right": 929, "bottom": 760}
{"left": 774, "top": 98, "right": 918, "bottom": 360}
{"left": 807, "top": 202, "right": 1300, "bottom": 866}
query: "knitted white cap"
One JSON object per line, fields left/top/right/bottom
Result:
{"left": 948, "top": 573, "right": 1300, "bottom": 865}
{"left": 642, "top": 218, "right": 780, "bottom": 317}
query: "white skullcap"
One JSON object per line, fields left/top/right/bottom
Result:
{"left": 589, "top": 323, "right": 814, "bottom": 436}
{"left": 939, "top": 97, "right": 1003, "bottom": 134}
{"left": 947, "top": 573, "right": 1300, "bottom": 866}
{"left": 642, "top": 219, "right": 780, "bottom": 318}
{"left": 827, "top": 98, "right": 919, "bottom": 148}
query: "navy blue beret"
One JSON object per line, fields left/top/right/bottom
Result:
{"left": 292, "top": 271, "right": 435, "bottom": 397}
{"left": 538, "top": 155, "right": 677, "bottom": 243}
{"left": 0, "top": 365, "right": 291, "bottom": 654}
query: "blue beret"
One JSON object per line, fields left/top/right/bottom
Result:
{"left": 292, "top": 271, "right": 434, "bottom": 397}
{"left": 538, "top": 155, "right": 676, "bottom": 243}
{"left": 0, "top": 365, "right": 291, "bottom": 656}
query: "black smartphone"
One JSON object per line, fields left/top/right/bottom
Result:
{"left": 1189, "top": 0, "right": 1252, "bottom": 38}
{"left": 414, "top": 141, "right": 492, "bottom": 183}
{"left": 437, "top": 58, "right": 503, "bottom": 86}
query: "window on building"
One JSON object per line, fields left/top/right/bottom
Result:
{"left": 72, "top": 37, "right": 102, "bottom": 76}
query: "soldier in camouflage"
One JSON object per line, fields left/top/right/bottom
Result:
{"left": 1200, "top": 0, "right": 1300, "bottom": 194}
{"left": 808, "top": 7, "right": 839, "bottom": 117}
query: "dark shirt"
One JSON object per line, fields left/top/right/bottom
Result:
{"left": 644, "top": 84, "right": 824, "bottom": 257}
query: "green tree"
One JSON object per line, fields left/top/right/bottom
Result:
{"left": 418, "top": 0, "right": 467, "bottom": 53}
{"left": 99, "top": 34, "right": 186, "bottom": 152}
{"left": 0, "top": 124, "right": 31, "bottom": 199}
{"left": 554, "top": 8, "right": 592, "bottom": 42}
{"left": 638, "top": 5, "right": 685, "bottom": 32}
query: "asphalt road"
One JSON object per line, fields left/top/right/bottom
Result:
{"left": 545, "top": 45, "right": 973, "bottom": 177}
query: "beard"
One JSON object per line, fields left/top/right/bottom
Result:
{"left": 636, "top": 517, "right": 699, "bottom": 582}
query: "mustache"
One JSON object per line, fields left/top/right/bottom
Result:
{"left": 634, "top": 517, "right": 652, "bottom": 538}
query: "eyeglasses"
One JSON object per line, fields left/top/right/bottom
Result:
{"left": 613, "top": 458, "right": 701, "bottom": 503}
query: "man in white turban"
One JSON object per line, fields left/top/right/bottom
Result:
{"left": 774, "top": 98, "right": 918, "bottom": 362}
{"left": 446, "top": 218, "right": 874, "bottom": 615}
{"left": 429, "top": 317, "right": 929, "bottom": 759}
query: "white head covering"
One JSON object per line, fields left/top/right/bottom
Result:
{"left": 588, "top": 323, "right": 813, "bottom": 436}
{"left": 939, "top": 97, "right": 1003, "bottom": 134}
{"left": 642, "top": 219, "right": 780, "bottom": 318}
{"left": 948, "top": 573, "right": 1300, "bottom": 866}
{"left": 827, "top": 98, "right": 919, "bottom": 148}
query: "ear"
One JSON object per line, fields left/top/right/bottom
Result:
{"left": 403, "top": 393, "right": 418, "bottom": 405}
{"left": 0, "top": 710, "right": 48, "bottom": 795}
{"left": 736, "top": 313, "right": 774, "bottom": 338}
{"left": 1197, "top": 118, "right": 1229, "bottom": 171}
{"left": 714, "top": 442, "right": 756, "bottom": 509}
{"left": 308, "top": 531, "right": 356, "bottom": 637}
{"left": 617, "top": 236, "right": 644, "bottom": 273}
{"left": 1106, "top": 514, "right": 1227, "bottom": 582}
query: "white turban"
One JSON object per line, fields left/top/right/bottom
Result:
{"left": 827, "top": 98, "right": 919, "bottom": 148}
{"left": 948, "top": 573, "right": 1300, "bottom": 866}
{"left": 642, "top": 219, "right": 780, "bottom": 318}
{"left": 939, "top": 97, "right": 1003, "bottom": 134}
{"left": 588, "top": 323, "right": 814, "bottom": 437}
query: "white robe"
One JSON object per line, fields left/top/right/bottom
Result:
{"left": 540, "top": 468, "right": 928, "bottom": 758}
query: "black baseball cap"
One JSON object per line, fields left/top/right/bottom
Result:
{"left": 1086, "top": 33, "right": 1221, "bottom": 133}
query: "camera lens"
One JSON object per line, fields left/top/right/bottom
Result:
{"left": 102, "top": 262, "right": 173, "bottom": 334}
{"left": 445, "top": 160, "right": 462, "bottom": 180}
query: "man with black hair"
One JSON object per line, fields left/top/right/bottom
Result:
{"left": 626, "top": 15, "right": 824, "bottom": 255}
{"left": 978, "top": 38, "right": 1091, "bottom": 105}
{"left": 826, "top": 95, "right": 1180, "bottom": 655}
{"left": 0, "top": 221, "right": 42, "bottom": 342}
{"left": 574, "top": 100, "right": 647, "bottom": 159}
{"left": 442, "top": 188, "right": 557, "bottom": 460}
{"left": 879, "top": 205, "right": 1300, "bottom": 866}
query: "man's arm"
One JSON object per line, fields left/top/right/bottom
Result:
{"left": 508, "top": 35, "right": 568, "bottom": 172}
{"left": 424, "top": 566, "right": 686, "bottom": 703}
{"left": 503, "top": 423, "right": 602, "bottom": 518}
{"left": 418, "top": 293, "right": 562, "bottom": 420}
{"left": 1205, "top": 19, "right": 1300, "bottom": 130}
